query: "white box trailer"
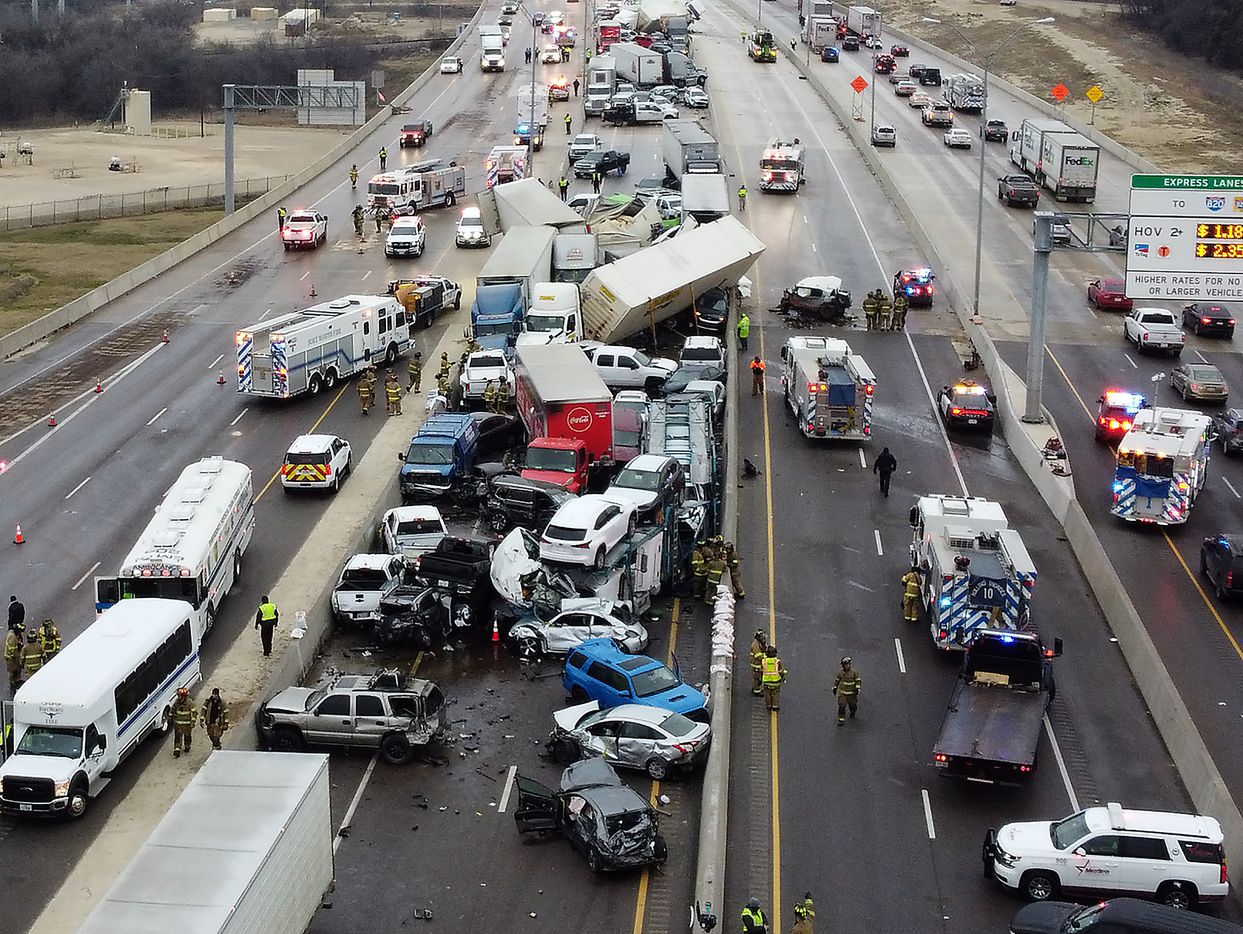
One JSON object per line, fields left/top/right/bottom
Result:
{"left": 477, "top": 225, "right": 557, "bottom": 309}
{"left": 680, "top": 173, "right": 730, "bottom": 224}
{"left": 580, "top": 216, "right": 764, "bottom": 344}
{"left": 611, "top": 41, "right": 663, "bottom": 86}
{"left": 845, "top": 4, "right": 880, "bottom": 36}
{"left": 77, "top": 751, "right": 332, "bottom": 934}
{"left": 236, "top": 294, "right": 411, "bottom": 398}
{"left": 663, "top": 119, "right": 721, "bottom": 180}
{"left": 1039, "top": 132, "right": 1100, "bottom": 203}
{"left": 477, "top": 178, "right": 587, "bottom": 237}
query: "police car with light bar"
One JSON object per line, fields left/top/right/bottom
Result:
{"left": 894, "top": 267, "right": 936, "bottom": 307}
{"left": 1095, "top": 389, "right": 1147, "bottom": 444}
{"left": 937, "top": 380, "right": 995, "bottom": 429}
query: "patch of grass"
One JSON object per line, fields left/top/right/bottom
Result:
{"left": 0, "top": 208, "right": 223, "bottom": 337}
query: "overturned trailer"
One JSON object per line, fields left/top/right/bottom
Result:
{"left": 580, "top": 216, "right": 764, "bottom": 344}
{"left": 477, "top": 178, "right": 588, "bottom": 237}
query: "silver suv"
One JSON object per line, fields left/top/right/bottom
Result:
{"left": 256, "top": 668, "right": 447, "bottom": 765}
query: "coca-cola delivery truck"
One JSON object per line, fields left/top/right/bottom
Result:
{"left": 514, "top": 344, "right": 615, "bottom": 481}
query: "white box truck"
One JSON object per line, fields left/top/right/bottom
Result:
{"left": 77, "top": 751, "right": 333, "bottom": 934}
{"left": 481, "top": 33, "right": 505, "bottom": 71}
{"left": 680, "top": 173, "right": 730, "bottom": 224}
{"left": 237, "top": 294, "right": 411, "bottom": 398}
{"left": 1038, "top": 132, "right": 1100, "bottom": 203}
{"left": 663, "top": 119, "right": 721, "bottom": 182}
{"left": 611, "top": 41, "right": 663, "bottom": 86}
{"left": 846, "top": 4, "right": 880, "bottom": 36}
{"left": 517, "top": 282, "right": 583, "bottom": 346}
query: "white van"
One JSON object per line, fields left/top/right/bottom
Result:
{"left": 516, "top": 282, "right": 582, "bottom": 347}
{"left": 0, "top": 599, "right": 200, "bottom": 819}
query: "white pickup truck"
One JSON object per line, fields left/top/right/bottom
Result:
{"left": 1124, "top": 307, "right": 1185, "bottom": 356}
{"left": 331, "top": 554, "right": 406, "bottom": 625}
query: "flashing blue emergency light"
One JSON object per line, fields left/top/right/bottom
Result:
{"left": 939, "top": 596, "right": 951, "bottom": 608}
{"left": 999, "top": 634, "right": 1014, "bottom": 643}
{"left": 1103, "top": 389, "right": 1146, "bottom": 413}
{"left": 1112, "top": 481, "right": 1126, "bottom": 493}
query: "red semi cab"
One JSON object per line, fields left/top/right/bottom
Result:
{"left": 523, "top": 436, "right": 591, "bottom": 493}
{"left": 514, "top": 345, "right": 614, "bottom": 483}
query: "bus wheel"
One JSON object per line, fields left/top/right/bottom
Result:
{"left": 204, "top": 606, "right": 216, "bottom": 635}
{"left": 234, "top": 552, "right": 243, "bottom": 582}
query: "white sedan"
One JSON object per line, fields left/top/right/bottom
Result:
{"left": 908, "top": 90, "right": 932, "bottom": 108}
{"left": 894, "top": 79, "right": 917, "bottom": 96}
{"left": 460, "top": 350, "right": 514, "bottom": 401}
{"left": 943, "top": 127, "right": 974, "bottom": 148}
{"left": 681, "top": 86, "right": 709, "bottom": 108}
{"left": 440, "top": 56, "right": 464, "bottom": 73}
{"left": 508, "top": 599, "right": 649, "bottom": 656}
{"left": 540, "top": 495, "right": 637, "bottom": 567}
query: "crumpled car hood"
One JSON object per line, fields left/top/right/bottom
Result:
{"left": 601, "top": 814, "right": 658, "bottom": 864}
{"left": 490, "top": 528, "right": 543, "bottom": 607}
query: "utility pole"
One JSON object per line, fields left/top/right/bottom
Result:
{"left": 223, "top": 84, "right": 236, "bottom": 215}
{"left": 868, "top": 14, "right": 881, "bottom": 140}
{"left": 1024, "top": 212, "right": 1055, "bottom": 424}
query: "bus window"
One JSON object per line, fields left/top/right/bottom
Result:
{"left": 114, "top": 621, "right": 193, "bottom": 728}
{"left": 119, "top": 577, "right": 200, "bottom": 607}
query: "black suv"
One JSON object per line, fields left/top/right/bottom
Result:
{"left": 1200, "top": 533, "right": 1243, "bottom": 599}
{"left": 485, "top": 473, "right": 575, "bottom": 533}
{"left": 1182, "top": 302, "right": 1236, "bottom": 339}
{"left": 1012, "top": 897, "right": 1243, "bottom": 934}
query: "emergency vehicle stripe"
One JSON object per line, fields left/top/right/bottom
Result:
{"left": 237, "top": 336, "right": 253, "bottom": 391}
{"left": 1111, "top": 476, "right": 1137, "bottom": 518}
{"left": 272, "top": 341, "right": 287, "bottom": 389}
{"left": 863, "top": 389, "right": 874, "bottom": 431}
{"left": 286, "top": 464, "right": 327, "bottom": 482}
{"left": 1164, "top": 473, "right": 1192, "bottom": 524}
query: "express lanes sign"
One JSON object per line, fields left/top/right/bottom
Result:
{"left": 1126, "top": 174, "right": 1243, "bottom": 301}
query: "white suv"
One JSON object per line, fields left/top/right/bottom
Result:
{"left": 386, "top": 216, "right": 426, "bottom": 257}
{"left": 985, "top": 803, "right": 1229, "bottom": 909}
{"left": 282, "top": 433, "right": 352, "bottom": 492}
{"left": 581, "top": 344, "right": 677, "bottom": 392}
{"left": 455, "top": 206, "right": 490, "bottom": 248}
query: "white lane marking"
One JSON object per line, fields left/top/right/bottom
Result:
{"left": 498, "top": 765, "right": 518, "bottom": 813}
{"left": 858, "top": 449, "right": 867, "bottom": 469}
{"left": 1043, "top": 713, "right": 1080, "bottom": 811}
{"left": 847, "top": 580, "right": 874, "bottom": 592}
{"left": 921, "top": 789, "right": 936, "bottom": 840}
{"left": 803, "top": 215, "right": 809, "bottom": 224}
{"left": 1123, "top": 353, "right": 1137, "bottom": 369}
{"left": 71, "top": 561, "right": 101, "bottom": 591}
{"left": 1, "top": 344, "right": 163, "bottom": 471}
{"left": 362, "top": 270, "right": 373, "bottom": 281}
{"left": 335, "top": 753, "right": 380, "bottom": 855}
{"left": 259, "top": 306, "right": 273, "bottom": 321}
{"left": 299, "top": 270, "right": 311, "bottom": 281}
{"left": 64, "top": 476, "right": 91, "bottom": 500}
{"left": 208, "top": 353, "right": 224, "bottom": 369}
{"left": 905, "top": 332, "right": 969, "bottom": 497}
{"left": 146, "top": 407, "right": 167, "bottom": 426}
{"left": 1224, "top": 477, "right": 1241, "bottom": 499}
{"left": 874, "top": 529, "right": 883, "bottom": 555}
{"left": 811, "top": 242, "right": 817, "bottom": 252}
{"left": 1194, "top": 349, "right": 1210, "bottom": 364}
{"left": 894, "top": 637, "right": 906, "bottom": 674}
{"left": 230, "top": 408, "right": 249, "bottom": 426}
{"left": 188, "top": 303, "right": 208, "bottom": 315}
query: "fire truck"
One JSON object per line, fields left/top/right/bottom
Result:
{"left": 779, "top": 335, "right": 875, "bottom": 440}
{"left": 366, "top": 160, "right": 466, "bottom": 214}
{"left": 909, "top": 494, "right": 1037, "bottom": 651}
{"left": 1111, "top": 407, "right": 1212, "bottom": 526}
{"left": 485, "top": 146, "right": 530, "bottom": 188}
{"left": 759, "top": 138, "right": 805, "bottom": 192}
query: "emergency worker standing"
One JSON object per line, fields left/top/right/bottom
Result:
{"left": 171, "top": 686, "right": 195, "bottom": 757}
{"left": 833, "top": 656, "right": 862, "bottom": 723}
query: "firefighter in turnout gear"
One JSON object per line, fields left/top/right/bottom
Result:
{"left": 877, "top": 290, "right": 893, "bottom": 331}
{"left": 358, "top": 374, "right": 375, "bottom": 414}
{"left": 901, "top": 566, "right": 922, "bottom": 622}
{"left": 438, "top": 352, "right": 451, "bottom": 380}
{"left": 5, "top": 627, "right": 22, "bottom": 692}
{"left": 703, "top": 550, "right": 728, "bottom": 605}
{"left": 483, "top": 380, "right": 497, "bottom": 411}
{"left": 690, "top": 541, "right": 709, "bottom": 599}
{"left": 834, "top": 656, "right": 862, "bottom": 723}
{"left": 749, "top": 629, "right": 767, "bottom": 696}
{"left": 863, "top": 289, "right": 879, "bottom": 330}
{"left": 352, "top": 204, "right": 365, "bottom": 236}
{"left": 891, "top": 292, "right": 909, "bottom": 330}
{"left": 38, "top": 619, "right": 61, "bottom": 659}
{"left": 495, "top": 379, "right": 510, "bottom": 412}
{"left": 723, "top": 541, "right": 745, "bottom": 599}
{"left": 408, "top": 352, "right": 423, "bottom": 392}
{"left": 20, "top": 629, "right": 45, "bottom": 680}
{"left": 171, "top": 686, "right": 195, "bottom": 757}
{"left": 792, "top": 893, "right": 816, "bottom": 934}
{"left": 200, "top": 687, "right": 228, "bottom": 750}
{"left": 436, "top": 371, "right": 452, "bottom": 398}
{"left": 761, "top": 646, "right": 787, "bottom": 711}
{"left": 385, "top": 372, "right": 403, "bottom": 416}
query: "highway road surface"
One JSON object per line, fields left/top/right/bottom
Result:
{"left": 1, "top": 0, "right": 1242, "bottom": 930}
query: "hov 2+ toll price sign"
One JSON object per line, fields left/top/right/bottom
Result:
{"left": 1126, "top": 174, "right": 1243, "bottom": 302}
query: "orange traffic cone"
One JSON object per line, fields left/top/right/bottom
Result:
{"left": 13, "top": 524, "right": 25, "bottom": 545}
{"left": 48, "top": 414, "right": 57, "bottom": 428}
{"left": 161, "top": 329, "right": 170, "bottom": 343}
{"left": 217, "top": 370, "right": 226, "bottom": 386}
{"left": 94, "top": 378, "right": 103, "bottom": 394}
{"left": 491, "top": 620, "right": 500, "bottom": 643}
{"left": 309, "top": 283, "right": 318, "bottom": 298}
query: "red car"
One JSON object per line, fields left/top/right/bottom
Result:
{"left": 1087, "top": 277, "right": 1132, "bottom": 312}
{"left": 890, "top": 44, "right": 909, "bottom": 56}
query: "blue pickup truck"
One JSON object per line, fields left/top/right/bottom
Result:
{"left": 400, "top": 414, "right": 481, "bottom": 503}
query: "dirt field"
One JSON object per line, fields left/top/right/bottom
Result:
{"left": 0, "top": 209, "right": 227, "bottom": 337}
{"left": 870, "top": 0, "right": 1243, "bottom": 172}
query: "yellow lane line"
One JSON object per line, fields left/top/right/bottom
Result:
{"left": 253, "top": 380, "right": 353, "bottom": 503}
{"left": 632, "top": 599, "right": 681, "bottom": 934}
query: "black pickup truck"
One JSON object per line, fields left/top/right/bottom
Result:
{"left": 933, "top": 629, "right": 1062, "bottom": 785}
{"left": 998, "top": 174, "right": 1040, "bottom": 208}
{"left": 412, "top": 536, "right": 495, "bottom": 602}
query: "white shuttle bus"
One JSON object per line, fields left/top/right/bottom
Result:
{"left": 95, "top": 456, "right": 254, "bottom": 641}
{"left": 0, "top": 598, "right": 200, "bottom": 819}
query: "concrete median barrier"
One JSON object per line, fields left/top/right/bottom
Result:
{"left": 1, "top": 6, "right": 486, "bottom": 363}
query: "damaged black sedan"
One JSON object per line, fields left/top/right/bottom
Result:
{"left": 513, "top": 758, "right": 668, "bottom": 873}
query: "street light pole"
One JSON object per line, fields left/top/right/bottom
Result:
{"left": 869, "top": 14, "right": 881, "bottom": 138}
{"left": 923, "top": 16, "right": 1053, "bottom": 318}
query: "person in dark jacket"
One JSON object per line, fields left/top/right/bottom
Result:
{"left": 873, "top": 446, "right": 897, "bottom": 497}
{"left": 7, "top": 596, "right": 25, "bottom": 634}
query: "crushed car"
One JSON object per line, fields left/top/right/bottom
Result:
{"left": 513, "top": 758, "right": 669, "bottom": 872}
{"left": 777, "top": 275, "right": 853, "bottom": 323}
{"left": 508, "top": 597, "right": 648, "bottom": 657}
{"left": 546, "top": 700, "right": 711, "bottom": 778}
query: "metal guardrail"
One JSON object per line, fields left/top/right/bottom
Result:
{"left": 0, "top": 175, "right": 292, "bottom": 231}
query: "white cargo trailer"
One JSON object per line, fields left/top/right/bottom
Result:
{"left": 77, "top": 751, "right": 333, "bottom": 934}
